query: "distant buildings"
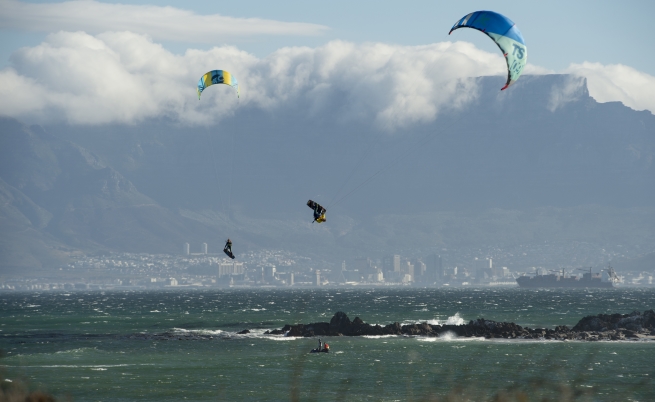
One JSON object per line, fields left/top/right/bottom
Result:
{"left": 13, "top": 245, "right": 627, "bottom": 290}
{"left": 383, "top": 255, "right": 400, "bottom": 274}
{"left": 183, "top": 242, "right": 213, "bottom": 255}
{"left": 425, "top": 254, "right": 443, "bottom": 283}
{"left": 413, "top": 258, "right": 426, "bottom": 279}
{"left": 264, "top": 265, "right": 276, "bottom": 279}
{"left": 218, "top": 260, "right": 244, "bottom": 277}
{"left": 276, "top": 272, "right": 295, "bottom": 286}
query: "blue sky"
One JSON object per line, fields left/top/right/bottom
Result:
{"left": 2, "top": 0, "right": 654, "bottom": 74}
{"left": 1, "top": 0, "right": 654, "bottom": 125}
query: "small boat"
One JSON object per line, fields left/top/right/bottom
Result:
{"left": 310, "top": 348, "right": 329, "bottom": 353}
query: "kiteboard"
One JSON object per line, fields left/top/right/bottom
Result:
{"left": 307, "top": 200, "right": 327, "bottom": 223}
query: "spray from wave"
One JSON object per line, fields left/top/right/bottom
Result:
{"left": 404, "top": 313, "right": 466, "bottom": 326}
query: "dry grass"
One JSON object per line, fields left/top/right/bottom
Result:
{"left": 0, "top": 382, "right": 55, "bottom": 402}
{"left": 0, "top": 369, "right": 57, "bottom": 402}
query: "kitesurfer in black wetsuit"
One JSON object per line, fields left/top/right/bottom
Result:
{"left": 223, "top": 239, "right": 235, "bottom": 259}
{"left": 307, "top": 200, "right": 326, "bottom": 223}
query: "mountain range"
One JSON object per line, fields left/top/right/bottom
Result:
{"left": 1, "top": 74, "right": 654, "bottom": 275}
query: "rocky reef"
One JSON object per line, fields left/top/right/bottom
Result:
{"left": 264, "top": 310, "right": 655, "bottom": 341}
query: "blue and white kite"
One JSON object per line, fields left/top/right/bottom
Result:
{"left": 450, "top": 11, "right": 527, "bottom": 90}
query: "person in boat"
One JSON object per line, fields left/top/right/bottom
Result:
{"left": 318, "top": 338, "right": 322, "bottom": 351}
{"left": 324, "top": 342, "right": 329, "bottom": 352}
{"left": 223, "top": 238, "right": 235, "bottom": 259}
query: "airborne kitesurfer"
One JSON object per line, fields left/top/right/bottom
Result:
{"left": 223, "top": 239, "right": 235, "bottom": 259}
{"left": 307, "top": 200, "right": 327, "bottom": 223}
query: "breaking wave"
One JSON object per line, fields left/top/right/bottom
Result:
{"left": 402, "top": 313, "right": 466, "bottom": 326}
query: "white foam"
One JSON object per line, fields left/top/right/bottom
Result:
{"left": 171, "top": 326, "right": 307, "bottom": 340}
{"left": 266, "top": 335, "right": 298, "bottom": 341}
{"left": 438, "top": 331, "right": 458, "bottom": 341}
{"left": 55, "top": 347, "right": 96, "bottom": 354}
{"left": 172, "top": 327, "right": 224, "bottom": 336}
{"left": 7, "top": 364, "right": 135, "bottom": 368}
{"left": 362, "top": 335, "right": 398, "bottom": 339}
{"left": 444, "top": 313, "right": 466, "bottom": 326}
{"left": 406, "top": 313, "right": 466, "bottom": 327}
{"left": 415, "top": 331, "right": 487, "bottom": 342}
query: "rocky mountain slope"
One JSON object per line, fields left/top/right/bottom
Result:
{"left": 1, "top": 74, "right": 654, "bottom": 273}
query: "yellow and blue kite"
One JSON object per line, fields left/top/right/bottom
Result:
{"left": 197, "top": 70, "right": 240, "bottom": 99}
{"left": 449, "top": 11, "right": 527, "bottom": 90}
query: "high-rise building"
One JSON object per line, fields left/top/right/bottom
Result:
{"left": 264, "top": 265, "right": 276, "bottom": 279}
{"left": 373, "top": 269, "right": 384, "bottom": 282}
{"left": 412, "top": 258, "right": 426, "bottom": 281}
{"left": 218, "top": 261, "right": 245, "bottom": 277}
{"left": 183, "top": 243, "right": 190, "bottom": 255}
{"left": 202, "top": 243, "right": 208, "bottom": 254}
{"left": 403, "top": 261, "right": 415, "bottom": 282}
{"left": 384, "top": 255, "right": 401, "bottom": 273}
{"left": 315, "top": 270, "right": 321, "bottom": 286}
{"left": 425, "top": 254, "right": 443, "bottom": 283}
{"left": 475, "top": 257, "right": 492, "bottom": 270}
{"left": 383, "top": 256, "right": 393, "bottom": 273}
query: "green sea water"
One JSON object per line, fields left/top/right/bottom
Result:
{"left": 1, "top": 288, "right": 654, "bottom": 401}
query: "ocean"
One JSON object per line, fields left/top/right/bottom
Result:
{"left": 1, "top": 288, "right": 654, "bottom": 401}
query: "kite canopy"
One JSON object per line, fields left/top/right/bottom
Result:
{"left": 197, "top": 70, "right": 240, "bottom": 99}
{"left": 449, "top": 11, "right": 527, "bottom": 90}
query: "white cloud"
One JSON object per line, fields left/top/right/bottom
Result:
{"left": 0, "top": 32, "right": 509, "bottom": 127}
{"left": 565, "top": 62, "right": 655, "bottom": 114}
{"left": 1, "top": 31, "right": 653, "bottom": 128}
{"left": 548, "top": 75, "right": 586, "bottom": 112}
{"left": 0, "top": 0, "right": 328, "bottom": 41}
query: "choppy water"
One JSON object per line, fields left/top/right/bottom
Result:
{"left": 1, "top": 288, "right": 654, "bottom": 401}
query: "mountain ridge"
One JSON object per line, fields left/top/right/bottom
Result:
{"left": 1, "top": 74, "right": 653, "bottom": 273}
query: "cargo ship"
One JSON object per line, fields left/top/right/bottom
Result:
{"left": 516, "top": 266, "right": 618, "bottom": 288}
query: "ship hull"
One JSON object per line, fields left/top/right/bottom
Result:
{"left": 516, "top": 276, "right": 614, "bottom": 288}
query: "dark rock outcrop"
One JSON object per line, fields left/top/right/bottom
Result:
{"left": 128, "top": 310, "right": 655, "bottom": 342}
{"left": 572, "top": 310, "right": 655, "bottom": 332}
{"left": 268, "top": 311, "right": 655, "bottom": 342}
